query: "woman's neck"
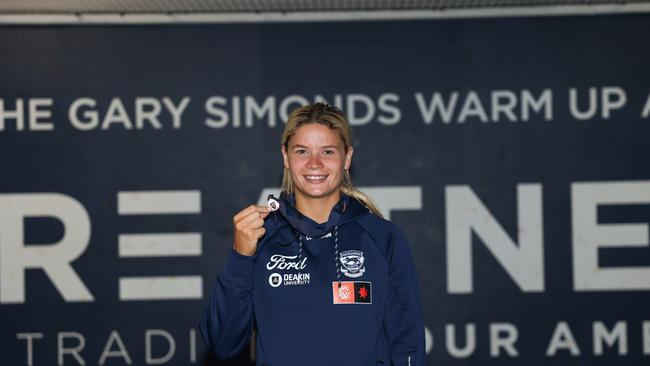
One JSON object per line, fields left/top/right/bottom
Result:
{"left": 295, "top": 191, "right": 341, "bottom": 224}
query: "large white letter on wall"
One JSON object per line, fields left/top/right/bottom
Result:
{"left": 572, "top": 180, "right": 650, "bottom": 291}
{"left": 0, "top": 193, "right": 93, "bottom": 303}
{"left": 446, "top": 184, "right": 544, "bottom": 293}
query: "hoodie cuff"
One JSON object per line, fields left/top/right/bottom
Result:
{"left": 220, "top": 248, "right": 255, "bottom": 289}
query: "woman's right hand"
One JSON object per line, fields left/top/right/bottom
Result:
{"left": 233, "top": 205, "right": 271, "bottom": 256}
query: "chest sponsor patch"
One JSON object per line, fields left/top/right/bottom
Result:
{"left": 332, "top": 281, "right": 372, "bottom": 304}
{"left": 266, "top": 254, "right": 307, "bottom": 271}
{"left": 266, "top": 254, "right": 311, "bottom": 287}
{"left": 339, "top": 250, "right": 366, "bottom": 278}
{"left": 268, "top": 272, "right": 311, "bottom": 287}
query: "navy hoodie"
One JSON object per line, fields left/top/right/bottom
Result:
{"left": 200, "top": 194, "right": 426, "bottom": 365}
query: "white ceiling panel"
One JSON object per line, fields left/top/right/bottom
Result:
{"left": 0, "top": 0, "right": 647, "bottom": 14}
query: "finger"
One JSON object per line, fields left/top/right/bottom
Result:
{"left": 254, "top": 205, "right": 271, "bottom": 214}
{"left": 243, "top": 205, "right": 272, "bottom": 223}
{"left": 252, "top": 227, "right": 266, "bottom": 239}
{"left": 239, "top": 210, "right": 264, "bottom": 226}
{"left": 235, "top": 205, "right": 269, "bottom": 222}
{"left": 234, "top": 205, "right": 258, "bottom": 221}
{"left": 251, "top": 217, "right": 265, "bottom": 229}
{"left": 242, "top": 217, "right": 264, "bottom": 231}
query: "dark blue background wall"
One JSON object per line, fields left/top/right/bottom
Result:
{"left": 1, "top": 14, "right": 649, "bottom": 365}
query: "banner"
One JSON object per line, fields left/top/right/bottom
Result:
{"left": 1, "top": 14, "right": 649, "bottom": 365}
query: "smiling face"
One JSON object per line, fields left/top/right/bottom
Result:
{"left": 282, "top": 123, "right": 353, "bottom": 204}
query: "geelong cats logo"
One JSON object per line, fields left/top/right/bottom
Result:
{"left": 339, "top": 250, "right": 365, "bottom": 278}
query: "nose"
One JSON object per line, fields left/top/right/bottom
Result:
{"left": 307, "top": 154, "right": 323, "bottom": 169}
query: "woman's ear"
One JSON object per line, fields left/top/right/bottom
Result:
{"left": 281, "top": 145, "right": 289, "bottom": 169}
{"left": 344, "top": 147, "right": 354, "bottom": 170}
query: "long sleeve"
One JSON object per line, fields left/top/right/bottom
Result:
{"left": 384, "top": 226, "right": 427, "bottom": 365}
{"left": 199, "top": 248, "right": 256, "bottom": 360}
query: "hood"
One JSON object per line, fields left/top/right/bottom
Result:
{"left": 267, "top": 193, "right": 368, "bottom": 244}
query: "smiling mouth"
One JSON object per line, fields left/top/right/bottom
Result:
{"left": 303, "top": 175, "right": 328, "bottom": 183}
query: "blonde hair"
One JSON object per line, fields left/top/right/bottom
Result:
{"left": 280, "top": 103, "right": 382, "bottom": 218}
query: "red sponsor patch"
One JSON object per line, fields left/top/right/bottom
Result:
{"left": 332, "top": 281, "right": 372, "bottom": 304}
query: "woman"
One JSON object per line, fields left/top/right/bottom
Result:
{"left": 200, "top": 103, "right": 426, "bottom": 365}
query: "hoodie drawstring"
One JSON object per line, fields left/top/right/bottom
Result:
{"left": 334, "top": 225, "right": 341, "bottom": 288}
{"left": 293, "top": 225, "right": 341, "bottom": 288}
{"left": 297, "top": 234, "right": 304, "bottom": 261}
